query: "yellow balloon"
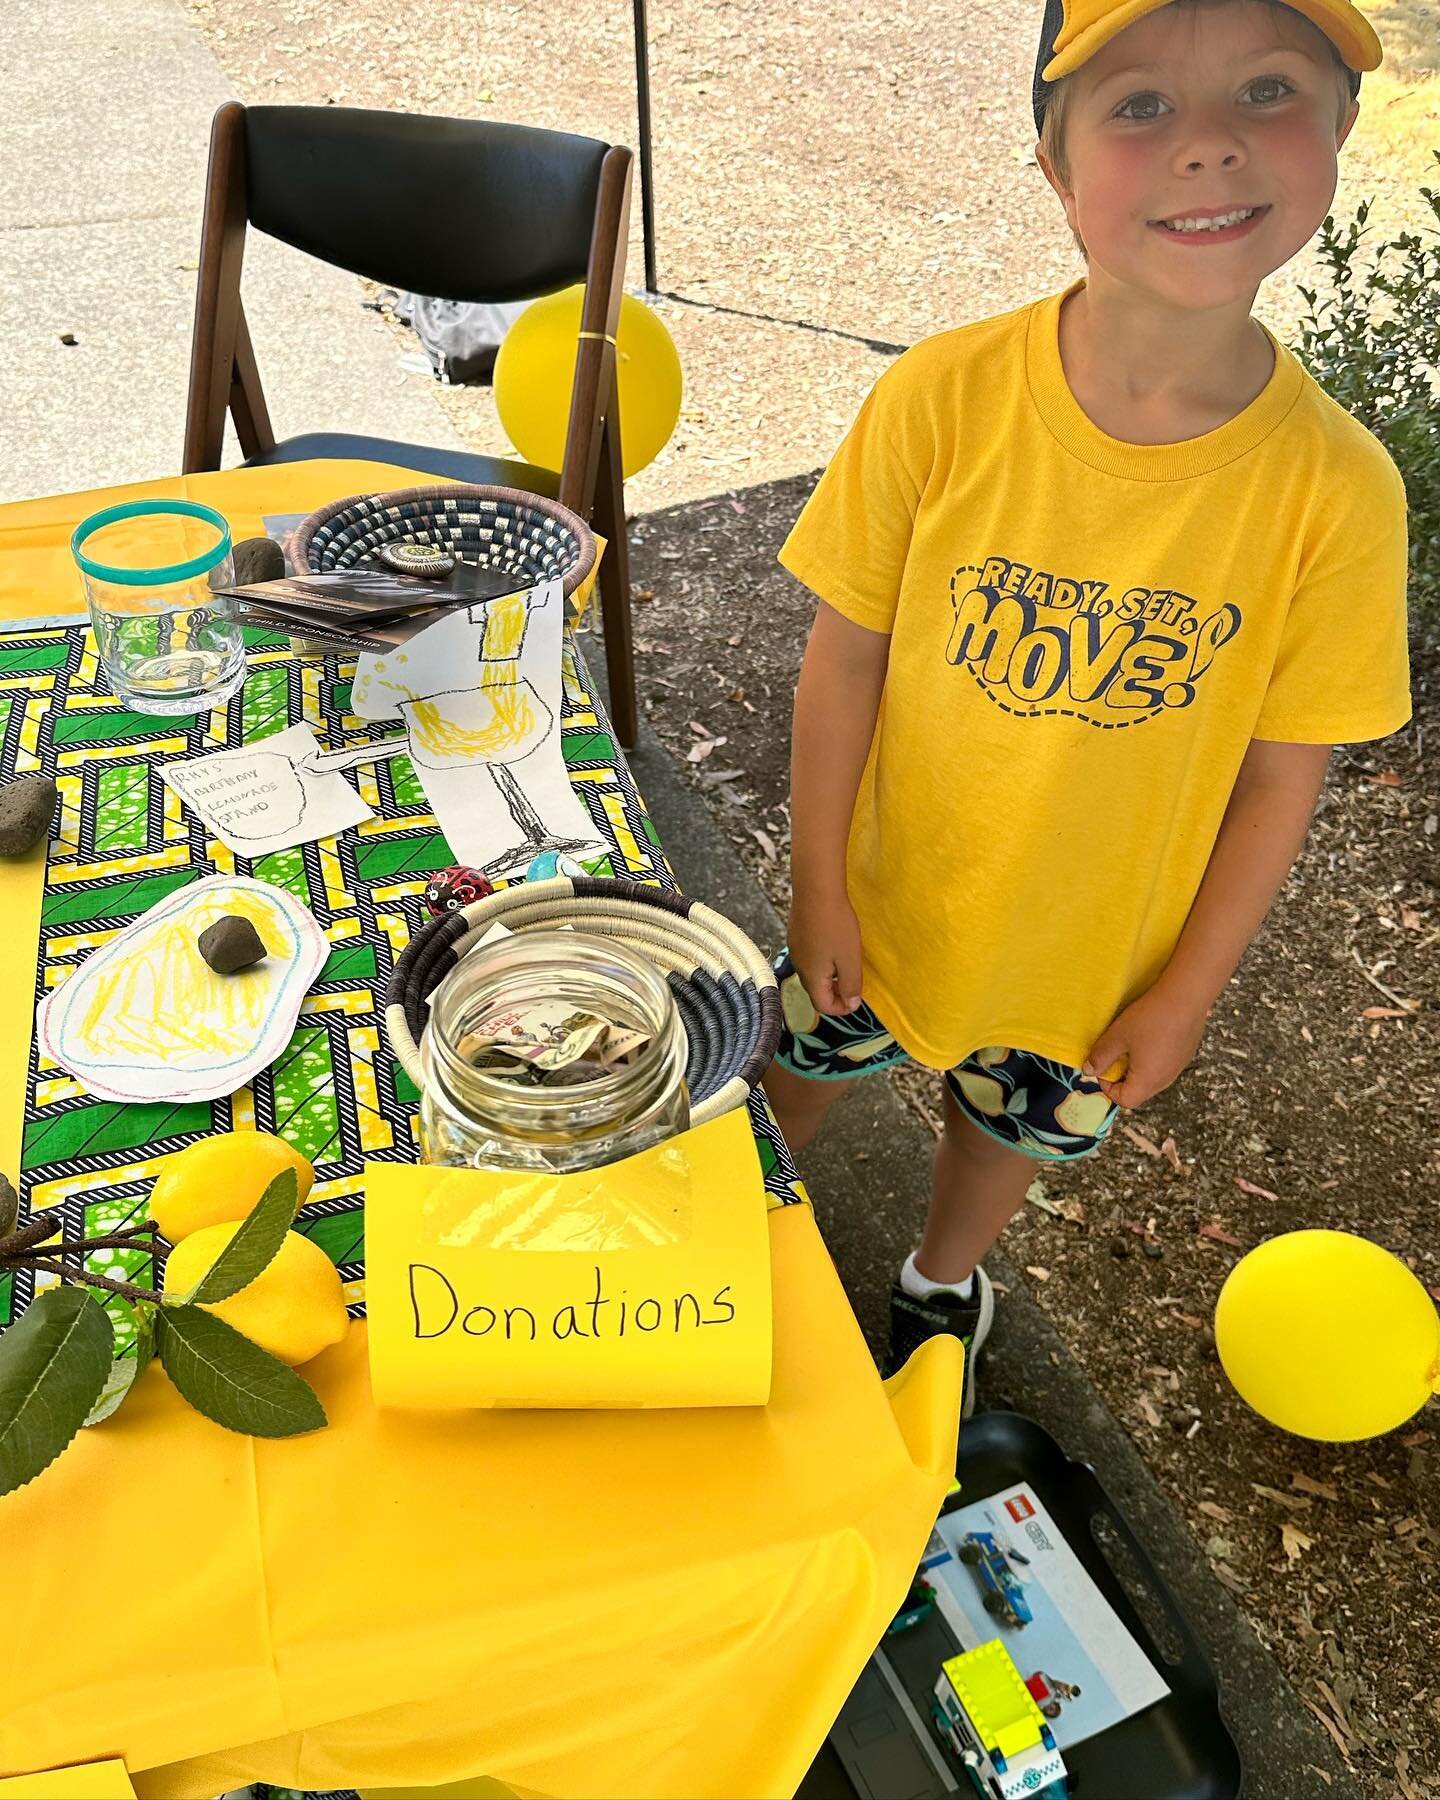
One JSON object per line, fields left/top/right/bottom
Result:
{"left": 1215, "top": 1230, "right": 1440, "bottom": 1441}
{"left": 493, "top": 286, "right": 682, "bottom": 480}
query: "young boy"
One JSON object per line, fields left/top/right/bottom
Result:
{"left": 766, "top": 0, "right": 1410, "bottom": 1416}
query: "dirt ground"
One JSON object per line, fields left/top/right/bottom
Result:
{"left": 192, "top": 0, "right": 1439, "bottom": 1792}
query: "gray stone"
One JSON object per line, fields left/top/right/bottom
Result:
{"left": 0, "top": 774, "right": 57, "bottom": 857}
{"left": 232, "top": 536, "right": 285, "bottom": 586}
{"left": 198, "top": 914, "right": 268, "bottom": 975}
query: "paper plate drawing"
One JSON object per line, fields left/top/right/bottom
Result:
{"left": 36, "top": 875, "right": 328, "bottom": 1103}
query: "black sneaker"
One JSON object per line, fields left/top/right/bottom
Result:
{"left": 885, "top": 1265, "right": 995, "bottom": 1418}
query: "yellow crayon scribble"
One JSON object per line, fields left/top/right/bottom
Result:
{"left": 408, "top": 677, "right": 535, "bottom": 763}
{"left": 67, "top": 890, "right": 291, "bottom": 1065}
{"left": 480, "top": 592, "right": 527, "bottom": 661}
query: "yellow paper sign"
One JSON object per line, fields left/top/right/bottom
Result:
{"left": 365, "top": 1108, "right": 772, "bottom": 1409}
{"left": 0, "top": 1762, "right": 135, "bottom": 1798}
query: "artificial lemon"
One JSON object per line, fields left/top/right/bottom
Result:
{"left": 149, "top": 1131, "right": 313, "bottom": 1243}
{"left": 164, "top": 1222, "right": 348, "bottom": 1366}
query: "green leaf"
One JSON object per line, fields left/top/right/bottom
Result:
{"left": 184, "top": 1168, "right": 298, "bottom": 1306}
{"left": 84, "top": 1307, "right": 155, "bottom": 1427}
{"left": 0, "top": 1287, "right": 113, "bottom": 1495}
{"left": 156, "top": 1305, "right": 326, "bottom": 1438}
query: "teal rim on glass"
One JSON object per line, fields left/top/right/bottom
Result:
{"left": 71, "top": 499, "right": 233, "bottom": 587}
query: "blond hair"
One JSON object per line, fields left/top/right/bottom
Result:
{"left": 1039, "top": 0, "right": 1358, "bottom": 256}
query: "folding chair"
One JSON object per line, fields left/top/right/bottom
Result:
{"left": 184, "top": 102, "right": 639, "bottom": 744}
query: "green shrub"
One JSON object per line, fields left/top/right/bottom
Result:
{"left": 1293, "top": 150, "right": 1439, "bottom": 627}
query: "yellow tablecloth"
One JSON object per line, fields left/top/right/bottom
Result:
{"left": 0, "top": 465, "right": 962, "bottom": 1799}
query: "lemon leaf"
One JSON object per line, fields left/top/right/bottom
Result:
{"left": 186, "top": 1168, "right": 298, "bottom": 1305}
{"left": 157, "top": 1305, "right": 326, "bottom": 1437}
{"left": 84, "top": 1307, "right": 155, "bottom": 1428}
{"left": 0, "top": 1287, "right": 113, "bottom": 1495}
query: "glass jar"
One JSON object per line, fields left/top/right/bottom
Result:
{"left": 418, "top": 929, "right": 690, "bottom": 1173}
{"left": 70, "top": 499, "right": 245, "bottom": 715}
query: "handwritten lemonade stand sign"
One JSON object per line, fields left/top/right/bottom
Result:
{"left": 365, "top": 1109, "right": 772, "bottom": 1409}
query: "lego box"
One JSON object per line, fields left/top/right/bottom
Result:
{"left": 923, "top": 1482, "right": 1170, "bottom": 1750}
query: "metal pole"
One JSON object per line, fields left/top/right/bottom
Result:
{"left": 633, "top": 0, "right": 658, "bottom": 292}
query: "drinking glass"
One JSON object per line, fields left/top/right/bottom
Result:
{"left": 71, "top": 499, "right": 245, "bottom": 714}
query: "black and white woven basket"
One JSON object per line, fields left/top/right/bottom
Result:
{"left": 289, "top": 483, "right": 596, "bottom": 600}
{"left": 384, "top": 877, "right": 783, "bottom": 1127}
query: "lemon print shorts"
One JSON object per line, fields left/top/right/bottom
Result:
{"left": 771, "top": 950, "right": 1117, "bottom": 1162}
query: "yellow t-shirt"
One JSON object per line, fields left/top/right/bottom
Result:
{"left": 778, "top": 281, "right": 1411, "bottom": 1072}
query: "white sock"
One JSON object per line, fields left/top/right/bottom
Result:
{"left": 900, "top": 1251, "right": 974, "bottom": 1302}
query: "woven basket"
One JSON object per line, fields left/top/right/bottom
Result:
{"left": 384, "top": 876, "right": 783, "bottom": 1127}
{"left": 289, "top": 483, "right": 596, "bottom": 600}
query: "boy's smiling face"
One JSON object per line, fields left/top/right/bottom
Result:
{"left": 1040, "top": 0, "right": 1358, "bottom": 309}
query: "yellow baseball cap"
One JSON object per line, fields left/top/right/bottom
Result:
{"left": 1032, "top": 0, "right": 1382, "bottom": 128}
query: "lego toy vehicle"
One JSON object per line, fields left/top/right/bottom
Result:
{"left": 932, "top": 1640, "right": 1069, "bottom": 1799}
{"left": 958, "top": 1530, "right": 1033, "bottom": 1628}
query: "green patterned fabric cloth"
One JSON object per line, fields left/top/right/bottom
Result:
{"left": 0, "top": 618, "right": 804, "bottom": 1352}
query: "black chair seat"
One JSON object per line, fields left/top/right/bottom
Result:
{"left": 242, "top": 430, "right": 561, "bottom": 498}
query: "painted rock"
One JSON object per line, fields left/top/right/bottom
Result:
{"left": 0, "top": 774, "right": 58, "bottom": 857}
{"left": 380, "top": 542, "right": 454, "bottom": 578}
{"left": 424, "top": 865, "right": 494, "bottom": 917}
{"left": 525, "top": 851, "right": 586, "bottom": 882}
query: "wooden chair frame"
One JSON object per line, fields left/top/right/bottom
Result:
{"left": 183, "top": 101, "right": 639, "bottom": 744}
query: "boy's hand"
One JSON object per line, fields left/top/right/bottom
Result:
{"left": 1083, "top": 983, "right": 1209, "bottom": 1109}
{"left": 790, "top": 892, "right": 865, "bottom": 1017}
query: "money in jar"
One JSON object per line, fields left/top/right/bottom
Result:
{"left": 417, "top": 929, "right": 690, "bottom": 1173}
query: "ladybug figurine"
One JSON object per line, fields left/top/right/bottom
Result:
{"left": 423, "top": 864, "right": 494, "bottom": 918}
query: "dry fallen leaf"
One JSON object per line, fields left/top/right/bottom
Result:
{"left": 1255, "top": 1484, "right": 1312, "bottom": 1512}
{"left": 1363, "top": 770, "right": 1403, "bottom": 786}
{"left": 1235, "top": 1175, "right": 1280, "bottom": 1202}
{"left": 1121, "top": 1123, "right": 1163, "bottom": 1158}
{"left": 1281, "top": 1522, "right": 1314, "bottom": 1562}
{"left": 686, "top": 736, "right": 726, "bottom": 763}
{"left": 1198, "top": 1500, "right": 1233, "bottom": 1523}
{"left": 749, "top": 828, "right": 778, "bottom": 862}
{"left": 1291, "top": 1473, "right": 1340, "bottom": 1501}
{"left": 1160, "top": 1135, "right": 1184, "bottom": 1173}
{"left": 1199, "top": 1222, "right": 1244, "bottom": 1247}
{"left": 1025, "top": 1265, "right": 1051, "bottom": 1282}
{"left": 1304, "top": 1699, "right": 1350, "bottom": 1758}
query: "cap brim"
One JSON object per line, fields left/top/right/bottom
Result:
{"left": 1042, "top": 0, "right": 1382, "bottom": 81}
